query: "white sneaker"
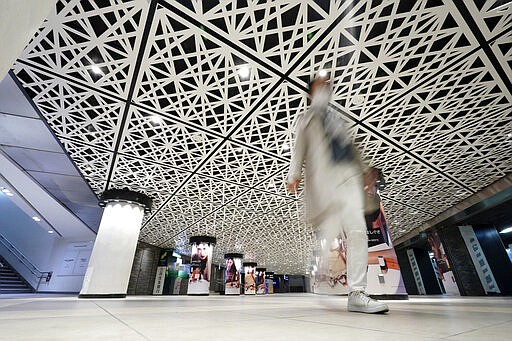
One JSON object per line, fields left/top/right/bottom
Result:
{"left": 348, "top": 290, "right": 389, "bottom": 313}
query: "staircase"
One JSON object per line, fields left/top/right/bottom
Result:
{"left": 0, "top": 257, "right": 33, "bottom": 294}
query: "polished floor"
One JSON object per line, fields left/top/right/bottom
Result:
{"left": 0, "top": 293, "right": 510, "bottom": 340}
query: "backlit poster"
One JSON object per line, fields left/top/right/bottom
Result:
{"left": 244, "top": 262, "right": 257, "bottom": 295}
{"left": 256, "top": 268, "right": 267, "bottom": 294}
{"left": 224, "top": 253, "right": 243, "bottom": 295}
{"left": 187, "top": 237, "right": 215, "bottom": 295}
{"left": 312, "top": 205, "right": 407, "bottom": 296}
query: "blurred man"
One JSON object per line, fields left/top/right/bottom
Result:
{"left": 287, "top": 75, "right": 388, "bottom": 313}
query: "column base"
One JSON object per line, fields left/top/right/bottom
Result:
{"left": 78, "top": 293, "right": 126, "bottom": 299}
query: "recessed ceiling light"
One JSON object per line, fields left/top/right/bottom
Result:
{"left": 282, "top": 143, "right": 290, "bottom": 151}
{"left": 191, "top": 132, "right": 204, "bottom": 142}
{"left": 151, "top": 115, "right": 162, "bottom": 125}
{"left": 500, "top": 227, "right": 512, "bottom": 234}
{"left": 352, "top": 95, "right": 365, "bottom": 106}
{"left": 91, "top": 65, "right": 103, "bottom": 75}
{"left": 32, "top": 217, "right": 41, "bottom": 222}
{"left": 1, "top": 188, "right": 9, "bottom": 193}
{"left": 318, "top": 69, "right": 327, "bottom": 77}
{"left": 238, "top": 65, "right": 250, "bottom": 79}
{"left": 5, "top": 192, "right": 13, "bottom": 197}
{"left": 48, "top": 230, "right": 54, "bottom": 234}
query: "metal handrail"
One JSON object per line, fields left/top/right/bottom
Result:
{"left": 0, "top": 233, "right": 52, "bottom": 292}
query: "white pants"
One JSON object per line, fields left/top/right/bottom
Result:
{"left": 318, "top": 175, "right": 368, "bottom": 292}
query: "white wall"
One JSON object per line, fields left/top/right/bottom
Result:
{"left": 39, "top": 238, "right": 95, "bottom": 293}
{"left": 0, "top": 194, "right": 57, "bottom": 288}
{"left": 1, "top": 194, "right": 98, "bottom": 292}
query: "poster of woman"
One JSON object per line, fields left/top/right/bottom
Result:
{"left": 243, "top": 262, "right": 257, "bottom": 295}
{"left": 187, "top": 237, "right": 216, "bottom": 295}
{"left": 224, "top": 254, "right": 242, "bottom": 295}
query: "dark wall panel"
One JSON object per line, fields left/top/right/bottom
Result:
{"left": 474, "top": 225, "right": 512, "bottom": 295}
{"left": 128, "top": 242, "right": 160, "bottom": 295}
{"left": 413, "top": 248, "right": 442, "bottom": 295}
{"left": 438, "top": 226, "right": 485, "bottom": 296}
{"left": 395, "top": 247, "right": 418, "bottom": 295}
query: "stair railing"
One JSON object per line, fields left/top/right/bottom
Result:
{"left": 0, "top": 233, "right": 53, "bottom": 292}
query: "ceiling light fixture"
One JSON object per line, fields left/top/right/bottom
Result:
{"left": 499, "top": 227, "right": 512, "bottom": 234}
{"left": 282, "top": 143, "right": 290, "bottom": 151}
{"left": 490, "top": 0, "right": 512, "bottom": 12}
{"left": 151, "top": 115, "right": 162, "bottom": 125}
{"left": 238, "top": 65, "right": 250, "bottom": 79}
{"left": 32, "top": 217, "right": 41, "bottom": 222}
{"left": 48, "top": 230, "right": 54, "bottom": 234}
{"left": 91, "top": 65, "right": 103, "bottom": 75}
{"left": 318, "top": 69, "right": 327, "bottom": 77}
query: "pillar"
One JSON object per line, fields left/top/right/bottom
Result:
{"left": 243, "top": 262, "right": 257, "bottom": 295}
{"left": 266, "top": 272, "right": 274, "bottom": 294}
{"left": 256, "top": 267, "right": 267, "bottom": 294}
{"left": 187, "top": 236, "right": 216, "bottom": 295}
{"left": 79, "top": 189, "right": 152, "bottom": 298}
{"left": 224, "top": 253, "right": 243, "bottom": 295}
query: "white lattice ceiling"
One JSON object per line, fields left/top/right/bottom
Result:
{"left": 12, "top": 0, "right": 512, "bottom": 275}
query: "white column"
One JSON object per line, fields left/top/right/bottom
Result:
{"left": 79, "top": 201, "right": 144, "bottom": 297}
{"left": 0, "top": 0, "right": 56, "bottom": 79}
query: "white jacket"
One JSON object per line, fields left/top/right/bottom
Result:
{"left": 287, "top": 109, "right": 363, "bottom": 225}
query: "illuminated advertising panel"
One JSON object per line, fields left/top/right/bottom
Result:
{"left": 224, "top": 253, "right": 243, "bottom": 295}
{"left": 187, "top": 236, "right": 216, "bottom": 295}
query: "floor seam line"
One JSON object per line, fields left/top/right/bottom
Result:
{"left": 91, "top": 301, "right": 150, "bottom": 341}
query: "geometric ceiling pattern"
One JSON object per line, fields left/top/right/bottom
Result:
{"left": 12, "top": 0, "right": 512, "bottom": 274}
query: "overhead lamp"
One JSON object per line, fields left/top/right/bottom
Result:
{"left": 48, "top": 230, "right": 54, "bottom": 234}
{"left": 1, "top": 188, "right": 14, "bottom": 196}
{"left": 91, "top": 65, "right": 103, "bottom": 75}
{"left": 352, "top": 95, "right": 365, "bottom": 106}
{"left": 318, "top": 69, "right": 328, "bottom": 77}
{"left": 490, "top": 0, "right": 512, "bottom": 11}
{"left": 282, "top": 143, "right": 290, "bottom": 151}
{"left": 499, "top": 227, "right": 512, "bottom": 234}
{"left": 151, "top": 115, "right": 162, "bottom": 125}
{"left": 238, "top": 65, "right": 250, "bottom": 79}
{"left": 32, "top": 217, "right": 41, "bottom": 222}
